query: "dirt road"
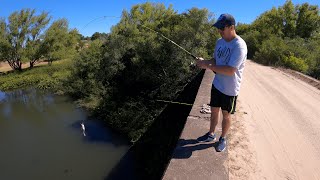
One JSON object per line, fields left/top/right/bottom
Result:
{"left": 229, "top": 60, "right": 320, "bottom": 180}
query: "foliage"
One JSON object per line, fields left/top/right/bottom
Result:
{"left": 240, "top": 0, "right": 320, "bottom": 79}
{"left": 65, "top": 40, "right": 105, "bottom": 102}
{"left": 251, "top": 0, "right": 320, "bottom": 39}
{"left": 305, "top": 38, "right": 320, "bottom": 78}
{"left": 0, "top": 59, "right": 72, "bottom": 91}
{"left": 252, "top": 7, "right": 283, "bottom": 40}
{"left": 0, "top": 9, "right": 80, "bottom": 71}
{"left": 24, "top": 11, "right": 51, "bottom": 68}
{"left": 282, "top": 55, "right": 308, "bottom": 73}
{"left": 296, "top": 3, "right": 320, "bottom": 38}
{"left": 241, "top": 30, "right": 262, "bottom": 59}
{"left": 254, "top": 36, "right": 310, "bottom": 73}
{"left": 42, "top": 19, "right": 80, "bottom": 64}
{"left": 91, "top": 32, "right": 109, "bottom": 41}
{"left": 254, "top": 35, "right": 288, "bottom": 65}
{"left": 0, "top": 9, "right": 50, "bottom": 70}
{"left": 0, "top": 18, "right": 8, "bottom": 61}
{"left": 280, "top": 0, "right": 297, "bottom": 38}
{"left": 235, "top": 23, "right": 251, "bottom": 36}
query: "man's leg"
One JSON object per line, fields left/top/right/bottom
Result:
{"left": 209, "top": 107, "right": 220, "bottom": 134}
{"left": 197, "top": 107, "right": 220, "bottom": 142}
{"left": 215, "top": 110, "right": 231, "bottom": 152}
{"left": 221, "top": 110, "right": 231, "bottom": 137}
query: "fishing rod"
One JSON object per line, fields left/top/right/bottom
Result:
{"left": 82, "top": 16, "right": 199, "bottom": 60}
{"left": 138, "top": 24, "right": 198, "bottom": 59}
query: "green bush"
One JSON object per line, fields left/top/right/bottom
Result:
{"left": 254, "top": 36, "right": 289, "bottom": 65}
{"left": 282, "top": 55, "right": 308, "bottom": 72}
{"left": 241, "top": 30, "right": 262, "bottom": 59}
{"left": 64, "top": 40, "right": 105, "bottom": 101}
{"left": 0, "top": 59, "right": 72, "bottom": 91}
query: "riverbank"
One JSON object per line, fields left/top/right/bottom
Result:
{"left": 0, "top": 59, "right": 72, "bottom": 92}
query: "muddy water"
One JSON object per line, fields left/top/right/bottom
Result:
{"left": 0, "top": 89, "right": 130, "bottom": 180}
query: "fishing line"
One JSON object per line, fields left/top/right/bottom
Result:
{"left": 81, "top": 16, "right": 121, "bottom": 30}
{"left": 155, "top": 99, "right": 193, "bottom": 106}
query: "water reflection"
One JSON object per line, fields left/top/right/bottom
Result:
{"left": 0, "top": 90, "right": 5, "bottom": 102}
{"left": 2, "top": 89, "right": 55, "bottom": 113}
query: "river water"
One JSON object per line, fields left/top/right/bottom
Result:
{"left": 0, "top": 89, "right": 130, "bottom": 180}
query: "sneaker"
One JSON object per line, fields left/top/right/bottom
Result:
{"left": 197, "top": 132, "right": 216, "bottom": 142}
{"left": 216, "top": 137, "right": 227, "bottom": 152}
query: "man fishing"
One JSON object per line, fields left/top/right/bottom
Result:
{"left": 196, "top": 14, "right": 247, "bottom": 152}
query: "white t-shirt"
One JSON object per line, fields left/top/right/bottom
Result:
{"left": 213, "top": 35, "right": 247, "bottom": 96}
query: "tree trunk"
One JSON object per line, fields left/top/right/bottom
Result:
{"left": 30, "top": 61, "right": 34, "bottom": 68}
{"left": 17, "top": 61, "right": 22, "bottom": 71}
{"left": 7, "top": 55, "right": 23, "bottom": 71}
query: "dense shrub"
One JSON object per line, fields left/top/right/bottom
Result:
{"left": 254, "top": 36, "right": 289, "bottom": 65}
{"left": 282, "top": 55, "right": 308, "bottom": 72}
{"left": 0, "top": 59, "right": 72, "bottom": 91}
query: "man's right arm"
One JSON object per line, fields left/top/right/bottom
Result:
{"left": 196, "top": 57, "right": 216, "bottom": 68}
{"left": 207, "top": 57, "right": 216, "bottom": 65}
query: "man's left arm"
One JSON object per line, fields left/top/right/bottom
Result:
{"left": 207, "top": 65, "right": 236, "bottom": 76}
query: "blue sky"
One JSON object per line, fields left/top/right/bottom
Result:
{"left": 1, "top": 0, "right": 319, "bottom": 37}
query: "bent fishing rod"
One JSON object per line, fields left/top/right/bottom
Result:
{"left": 138, "top": 24, "right": 198, "bottom": 59}
{"left": 138, "top": 24, "right": 216, "bottom": 73}
{"left": 82, "top": 16, "right": 199, "bottom": 59}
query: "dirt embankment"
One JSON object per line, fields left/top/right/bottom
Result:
{"left": 276, "top": 67, "right": 320, "bottom": 90}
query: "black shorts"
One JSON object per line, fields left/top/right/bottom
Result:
{"left": 209, "top": 86, "right": 237, "bottom": 114}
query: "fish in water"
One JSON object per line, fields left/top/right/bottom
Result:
{"left": 81, "top": 122, "right": 86, "bottom": 136}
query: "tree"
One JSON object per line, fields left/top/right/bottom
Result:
{"left": 25, "top": 12, "right": 50, "bottom": 68}
{"left": 252, "top": 7, "right": 283, "bottom": 38}
{"left": 254, "top": 35, "right": 289, "bottom": 65}
{"left": 236, "top": 23, "right": 251, "bottom": 36}
{"left": 281, "top": 0, "right": 297, "bottom": 38}
{"left": 0, "top": 9, "right": 50, "bottom": 70}
{"left": 66, "top": 40, "right": 105, "bottom": 99}
{"left": 91, "top": 32, "right": 108, "bottom": 41}
{"left": 250, "top": 0, "right": 319, "bottom": 39}
{"left": 296, "top": 3, "right": 320, "bottom": 38}
{"left": 0, "top": 18, "right": 9, "bottom": 63}
{"left": 42, "top": 19, "right": 79, "bottom": 64}
{"left": 4, "top": 9, "right": 31, "bottom": 70}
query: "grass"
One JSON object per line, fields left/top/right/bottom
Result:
{"left": 0, "top": 59, "right": 72, "bottom": 92}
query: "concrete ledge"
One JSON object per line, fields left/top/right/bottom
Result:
{"left": 162, "top": 70, "right": 229, "bottom": 180}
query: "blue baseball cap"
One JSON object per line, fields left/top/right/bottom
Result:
{"left": 213, "top": 14, "right": 235, "bottom": 29}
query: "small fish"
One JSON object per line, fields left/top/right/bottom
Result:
{"left": 81, "top": 123, "right": 85, "bottom": 131}
{"left": 81, "top": 122, "right": 86, "bottom": 136}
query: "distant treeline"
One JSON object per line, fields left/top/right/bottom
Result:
{"left": 0, "top": 9, "right": 81, "bottom": 71}
{"left": 237, "top": 0, "right": 320, "bottom": 78}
